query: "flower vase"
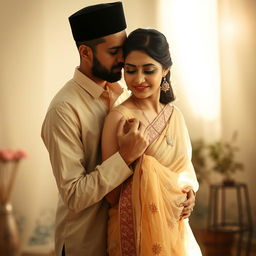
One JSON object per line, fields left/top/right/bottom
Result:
{"left": 0, "top": 149, "right": 27, "bottom": 256}
{"left": 0, "top": 202, "right": 21, "bottom": 256}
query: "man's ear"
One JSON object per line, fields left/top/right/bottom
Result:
{"left": 79, "top": 44, "right": 93, "bottom": 64}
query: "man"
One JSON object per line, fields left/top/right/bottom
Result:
{"left": 42, "top": 3, "right": 149, "bottom": 255}
{"left": 41, "top": 2, "right": 195, "bottom": 256}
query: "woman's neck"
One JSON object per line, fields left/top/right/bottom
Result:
{"left": 130, "top": 95, "right": 163, "bottom": 114}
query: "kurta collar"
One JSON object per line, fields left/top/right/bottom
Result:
{"left": 73, "top": 68, "right": 104, "bottom": 99}
{"left": 72, "top": 68, "right": 124, "bottom": 102}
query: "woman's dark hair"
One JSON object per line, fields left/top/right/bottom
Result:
{"left": 123, "top": 28, "right": 175, "bottom": 104}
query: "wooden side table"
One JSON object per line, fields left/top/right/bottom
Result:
{"left": 208, "top": 182, "right": 253, "bottom": 256}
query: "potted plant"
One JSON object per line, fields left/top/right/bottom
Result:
{"left": 207, "top": 132, "right": 243, "bottom": 185}
{"left": 192, "top": 131, "right": 244, "bottom": 185}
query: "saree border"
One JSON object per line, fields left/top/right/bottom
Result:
{"left": 119, "top": 177, "right": 136, "bottom": 256}
{"left": 147, "top": 104, "right": 174, "bottom": 145}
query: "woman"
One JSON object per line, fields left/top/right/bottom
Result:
{"left": 102, "top": 28, "right": 202, "bottom": 256}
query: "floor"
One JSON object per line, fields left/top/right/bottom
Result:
{"left": 194, "top": 229, "right": 256, "bottom": 256}
{"left": 22, "top": 248, "right": 256, "bottom": 256}
{"left": 21, "top": 230, "right": 256, "bottom": 256}
{"left": 22, "top": 253, "right": 54, "bottom": 256}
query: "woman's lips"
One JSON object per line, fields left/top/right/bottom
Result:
{"left": 134, "top": 86, "right": 149, "bottom": 92}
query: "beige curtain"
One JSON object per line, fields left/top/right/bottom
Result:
{"left": 157, "top": 0, "right": 221, "bottom": 142}
{"left": 157, "top": 0, "right": 256, "bottom": 234}
{"left": 218, "top": 0, "right": 256, "bottom": 231}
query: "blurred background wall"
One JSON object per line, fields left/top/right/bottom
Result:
{"left": 0, "top": 0, "right": 255, "bottom": 253}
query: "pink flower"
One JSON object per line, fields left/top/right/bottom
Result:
{"left": 13, "top": 150, "right": 28, "bottom": 160}
{"left": 0, "top": 148, "right": 28, "bottom": 162}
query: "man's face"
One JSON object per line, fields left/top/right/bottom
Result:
{"left": 92, "top": 31, "right": 127, "bottom": 82}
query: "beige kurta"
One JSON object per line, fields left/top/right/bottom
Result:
{"left": 41, "top": 68, "right": 132, "bottom": 256}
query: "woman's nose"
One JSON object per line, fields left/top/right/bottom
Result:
{"left": 134, "top": 72, "right": 145, "bottom": 84}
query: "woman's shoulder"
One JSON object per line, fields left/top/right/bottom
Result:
{"left": 110, "top": 100, "right": 136, "bottom": 120}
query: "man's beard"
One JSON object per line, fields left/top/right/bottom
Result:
{"left": 92, "top": 56, "right": 123, "bottom": 83}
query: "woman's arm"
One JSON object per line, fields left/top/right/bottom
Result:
{"left": 102, "top": 110, "right": 125, "bottom": 205}
{"left": 174, "top": 106, "right": 199, "bottom": 219}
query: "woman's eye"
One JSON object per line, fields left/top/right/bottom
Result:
{"left": 144, "top": 70, "right": 155, "bottom": 74}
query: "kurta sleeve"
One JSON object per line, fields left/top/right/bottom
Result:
{"left": 41, "top": 104, "right": 132, "bottom": 213}
{"left": 174, "top": 107, "right": 199, "bottom": 193}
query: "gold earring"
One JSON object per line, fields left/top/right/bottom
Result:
{"left": 161, "top": 77, "right": 170, "bottom": 92}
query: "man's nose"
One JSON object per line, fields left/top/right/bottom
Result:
{"left": 116, "top": 50, "right": 124, "bottom": 63}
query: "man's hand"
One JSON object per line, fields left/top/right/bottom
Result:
{"left": 180, "top": 188, "right": 196, "bottom": 220}
{"left": 117, "top": 118, "right": 149, "bottom": 165}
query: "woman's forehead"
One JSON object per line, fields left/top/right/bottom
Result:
{"left": 125, "top": 51, "right": 161, "bottom": 66}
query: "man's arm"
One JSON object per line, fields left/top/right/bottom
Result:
{"left": 41, "top": 105, "right": 133, "bottom": 213}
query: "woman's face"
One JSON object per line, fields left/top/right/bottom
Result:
{"left": 124, "top": 50, "right": 168, "bottom": 99}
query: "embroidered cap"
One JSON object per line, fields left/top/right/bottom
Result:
{"left": 69, "top": 2, "right": 127, "bottom": 42}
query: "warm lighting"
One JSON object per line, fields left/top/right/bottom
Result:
{"left": 221, "top": 17, "right": 238, "bottom": 39}
{"left": 158, "top": 0, "right": 221, "bottom": 122}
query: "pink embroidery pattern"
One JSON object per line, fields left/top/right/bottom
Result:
{"left": 167, "top": 220, "right": 175, "bottom": 229}
{"left": 149, "top": 203, "right": 158, "bottom": 214}
{"left": 147, "top": 105, "right": 173, "bottom": 145}
{"left": 119, "top": 178, "right": 136, "bottom": 256}
{"left": 152, "top": 243, "right": 162, "bottom": 255}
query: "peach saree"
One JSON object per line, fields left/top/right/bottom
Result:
{"left": 108, "top": 104, "right": 202, "bottom": 256}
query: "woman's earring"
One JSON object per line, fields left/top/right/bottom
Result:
{"left": 161, "top": 77, "right": 170, "bottom": 93}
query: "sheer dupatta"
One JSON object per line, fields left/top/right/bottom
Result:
{"left": 108, "top": 104, "right": 201, "bottom": 256}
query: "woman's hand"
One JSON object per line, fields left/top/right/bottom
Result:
{"left": 179, "top": 188, "right": 196, "bottom": 220}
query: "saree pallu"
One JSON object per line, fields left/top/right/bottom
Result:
{"left": 108, "top": 104, "right": 202, "bottom": 256}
